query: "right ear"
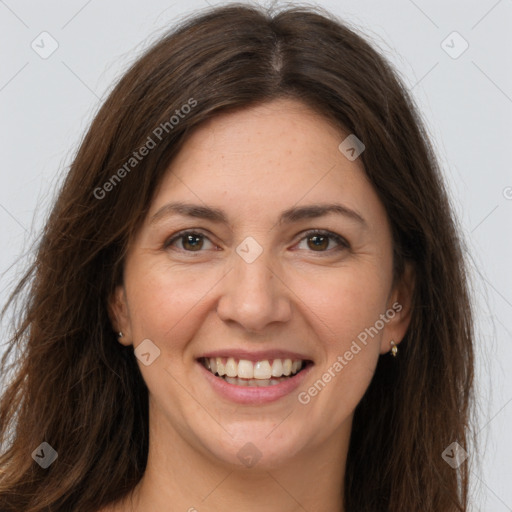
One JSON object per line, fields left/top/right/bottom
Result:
{"left": 108, "top": 284, "right": 132, "bottom": 346}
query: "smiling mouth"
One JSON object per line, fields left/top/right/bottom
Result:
{"left": 198, "top": 356, "right": 312, "bottom": 387}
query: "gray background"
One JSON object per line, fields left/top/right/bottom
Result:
{"left": 0, "top": 0, "right": 511, "bottom": 509}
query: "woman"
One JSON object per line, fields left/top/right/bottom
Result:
{"left": 0, "top": 3, "right": 475, "bottom": 511}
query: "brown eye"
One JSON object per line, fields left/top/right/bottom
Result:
{"left": 182, "top": 233, "right": 204, "bottom": 251}
{"left": 296, "top": 230, "right": 349, "bottom": 252}
{"left": 307, "top": 234, "right": 330, "bottom": 251}
{"left": 164, "top": 231, "right": 215, "bottom": 252}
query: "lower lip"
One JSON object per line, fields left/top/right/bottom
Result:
{"left": 197, "top": 360, "right": 314, "bottom": 405}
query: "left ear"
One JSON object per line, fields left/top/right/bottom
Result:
{"left": 380, "top": 261, "right": 415, "bottom": 354}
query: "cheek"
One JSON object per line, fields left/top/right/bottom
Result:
{"left": 306, "top": 349, "right": 378, "bottom": 432}
{"left": 292, "top": 265, "right": 388, "bottom": 413}
{"left": 125, "top": 259, "right": 222, "bottom": 349}
{"left": 295, "top": 263, "right": 390, "bottom": 345}
{"left": 296, "top": 286, "right": 384, "bottom": 429}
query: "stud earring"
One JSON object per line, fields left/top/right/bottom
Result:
{"left": 118, "top": 332, "right": 124, "bottom": 338}
{"left": 390, "top": 340, "right": 398, "bottom": 357}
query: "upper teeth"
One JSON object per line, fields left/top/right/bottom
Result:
{"left": 203, "top": 357, "right": 305, "bottom": 379}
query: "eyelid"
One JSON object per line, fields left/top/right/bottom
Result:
{"left": 164, "top": 228, "right": 349, "bottom": 253}
{"left": 163, "top": 229, "right": 217, "bottom": 250}
{"left": 294, "top": 229, "right": 350, "bottom": 251}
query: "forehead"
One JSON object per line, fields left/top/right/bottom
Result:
{"left": 171, "top": 98, "right": 350, "bottom": 178}
{"left": 148, "top": 98, "right": 384, "bottom": 228}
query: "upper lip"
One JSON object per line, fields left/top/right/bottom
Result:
{"left": 198, "top": 349, "right": 313, "bottom": 362}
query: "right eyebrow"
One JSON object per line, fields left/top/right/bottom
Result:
{"left": 150, "top": 202, "right": 228, "bottom": 225}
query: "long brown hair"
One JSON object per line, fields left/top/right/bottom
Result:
{"left": 0, "top": 3, "right": 475, "bottom": 511}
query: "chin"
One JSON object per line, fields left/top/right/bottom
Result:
{"left": 196, "top": 425, "right": 306, "bottom": 471}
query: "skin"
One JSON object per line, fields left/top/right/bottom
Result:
{"left": 105, "top": 98, "right": 414, "bottom": 512}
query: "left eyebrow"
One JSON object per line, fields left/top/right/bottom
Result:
{"left": 149, "top": 201, "right": 367, "bottom": 229}
{"left": 278, "top": 203, "right": 367, "bottom": 228}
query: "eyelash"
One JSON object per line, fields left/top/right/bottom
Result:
{"left": 163, "top": 229, "right": 349, "bottom": 254}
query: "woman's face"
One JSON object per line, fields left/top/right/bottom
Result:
{"left": 111, "top": 98, "right": 412, "bottom": 469}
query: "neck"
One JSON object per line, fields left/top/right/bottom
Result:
{"left": 122, "top": 404, "right": 350, "bottom": 512}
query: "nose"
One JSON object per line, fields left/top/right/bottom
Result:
{"left": 215, "top": 247, "right": 292, "bottom": 333}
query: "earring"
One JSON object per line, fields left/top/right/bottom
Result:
{"left": 118, "top": 332, "right": 124, "bottom": 338}
{"left": 390, "top": 340, "right": 398, "bottom": 357}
